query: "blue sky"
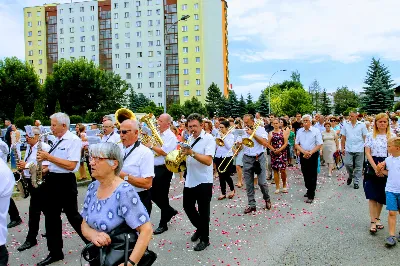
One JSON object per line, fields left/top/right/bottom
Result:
{"left": 1, "top": 0, "right": 400, "bottom": 99}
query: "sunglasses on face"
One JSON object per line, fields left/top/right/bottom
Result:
{"left": 117, "top": 130, "right": 132, "bottom": 135}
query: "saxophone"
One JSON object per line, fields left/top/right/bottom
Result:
{"left": 30, "top": 132, "right": 51, "bottom": 188}
{"left": 12, "top": 143, "right": 29, "bottom": 198}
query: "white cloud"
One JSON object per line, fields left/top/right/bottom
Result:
{"left": 231, "top": 82, "right": 269, "bottom": 99}
{"left": 228, "top": 0, "right": 400, "bottom": 63}
{"left": 239, "top": 74, "right": 270, "bottom": 81}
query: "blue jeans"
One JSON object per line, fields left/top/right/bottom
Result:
{"left": 344, "top": 152, "right": 364, "bottom": 185}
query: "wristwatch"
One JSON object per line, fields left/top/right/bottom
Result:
{"left": 191, "top": 151, "right": 196, "bottom": 158}
{"left": 124, "top": 175, "right": 129, "bottom": 181}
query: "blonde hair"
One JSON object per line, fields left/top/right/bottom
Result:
{"left": 373, "top": 113, "right": 391, "bottom": 140}
{"left": 388, "top": 137, "right": 400, "bottom": 147}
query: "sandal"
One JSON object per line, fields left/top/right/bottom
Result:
{"left": 375, "top": 218, "right": 384, "bottom": 230}
{"left": 274, "top": 189, "right": 280, "bottom": 194}
{"left": 370, "top": 222, "right": 377, "bottom": 234}
{"left": 228, "top": 191, "right": 235, "bottom": 199}
{"left": 282, "top": 188, "right": 288, "bottom": 193}
{"left": 218, "top": 195, "right": 226, "bottom": 200}
{"left": 235, "top": 183, "right": 243, "bottom": 188}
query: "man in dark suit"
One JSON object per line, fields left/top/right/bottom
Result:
{"left": 4, "top": 120, "right": 11, "bottom": 162}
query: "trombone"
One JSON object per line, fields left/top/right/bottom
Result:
{"left": 242, "top": 119, "right": 263, "bottom": 148}
{"left": 217, "top": 143, "right": 242, "bottom": 173}
{"left": 215, "top": 125, "right": 236, "bottom": 147}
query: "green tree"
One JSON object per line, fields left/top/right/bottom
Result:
{"left": 14, "top": 103, "right": 24, "bottom": 123}
{"left": 290, "top": 70, "right": 301, "bottom": 83}
{"left": 15, "top": 116, "right": 34, "bottom": 130}
{"left": 320, "top": 89, "right": 332, "bottom": 116}
{"left": 31, "top": 97, "right": 46, "bottom": 123}
{"left": 70, "top": 115, "right": 83, "bottom": 124}
{"left": 333, "top": 86, "right": 359, "bottom": 115}
{"left": 168, "top": 103, "right": 184, "bottom": 120}
{"left": 280, "top": 87, "right": 313, "bottom": 117}
{"left": 138, "top": 102, "right": 163, "bottom": 117}
{"left": 227, "top": 90, "right": 240, "bottom": 118}
{"left": 257, "top": 90, "right": 269, "bottom": 116}
{"left": 0, "top": 57, "right": 40, "bottom": 120}
{"left": 44, "top": 58, "right": 129, "bottom": 117}
{"left": 362, "top": 58, "right": 395, "bottom": 114}
{"left": 127, "top": 89, "right": 151, "bottom": 112}
{"left": 55, "top": 100, "right": 61, "bottom": 113}
{"left": 205, "top": 82, "right": 223, "bottom": 117}
{"left": 393, "top": 101, "right": 400, "bottom": 112}
{"left": 183, "top": 97, "right": 207, "bottom": 116}
{"left": 309, "top": 79, "right": 322, "bottom": 113}
{"left": 238, "top": 94, "right": 247, "bottom": 117}
{"left": 246, "top": 92, "right": 256, "bottom": 115}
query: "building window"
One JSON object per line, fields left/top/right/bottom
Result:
{"left": 157, "top": 71, "right": 161, "bottom": 77}
{"left": 126, "top": 63, "right": 131, "bottom": 69}
{"left": 70, "top": 37, "right": 75, "bottom": 43}
{"left": 124, "top": 2, "right": 129, "bottom": 8}
{"left": 115, "top": 64, "right": 120, "bottom": 69}
{"left": 80, "top": 36, "right": 85, "bottom": 42}
{"left": 137, "top": 83, "right": 142, "bottom": 89}
{"left": 196, "top": 57, "right": 200, "bottom": 63}
{"left": 80, "top": 16, "right": 84, "bottom": 22}
{"left": 158, "top": 91, "right": 162, "bottom": 97}
{"left": 148, "top": 30, "right": 153, "bottom": 37}
{"left": 149, "top": 92, "right": 155, "bottom": 97}
{"left": 28, "top": 41, "right": 32, "bottom": 46}
{"left": 60, "top": 18, "right": 63, "bottom": 24}
{"left": 114, "top": 3, "right": 118, "bottom": 9}
{"left": 114, "top": 13, "right": 118, "bottom": 19}
{"left": 38, "top": 59, "right": 43, "bottom": 65}
{"left": 126, "top": 53, "right": 131, "bottom": 58}
{"left": 70, "top": 27, "right": 74, "bottom": 33}
{"left": 157, "top": 82, "right": 162, "bottom": 88}
{"left": 115, "top": 54, "right": 120, "bottom": 58}
{"left": 91, "top": 55, "right": 96, "bottom": 61}
{"left": 195, "top": 36, "right": 200, "bottom": 42}
{"left": 184, "top": 80, "right": 189, "bottom": 85}
{"left": 125, "top": 22, "right": 130, "bottom": 28}
{"left": 137, "top": 72, "right": 142, "bottom": 78}
{"left": 136, "top": 1, "right": 141, "bottom": 7}
{"left": 149, "top": 72, "right": 154, "bottom": 78}
{"left": 148, "top": 61, "right": 154, "bottom": 68}
{"left": 28, "top": 60, "right": 33, "bottom": 64}
{"left": 91, "top": 25, "right": 95, "bottom": 31}
{"left": 148, "top": 41, "right": 153, "bottom": 47}
{"left": 69, "top": 8, "right": 73, "bottom": 13}
{"left": 60, "top": 28, "right": 64, "bottom": 34}
{"left": 147, "top": 0, "right": 152, "bottom": 6}
{"left": 126, "top": 73, "right": 131, "bottom": 79}
{"left": 91, "top": 45, "right": 95, "bottom": 51}
{"left": 80, "top": 7, "right": 84, "bottom": 12}
{"left": 115, "top": 33, "right": 119, "bottom": 39}
{"left": 28, "top": 31, "right": 32, "bottom": 37}
{"left": 136, "top": 11, "right": 141, "bottom": 17}
{"left": 125, "top": 43, "right": 130, "bottom": 48}
{"left": 156, "top": 30, "right": 161, "bottom": 36}
{"left": 195, "top": 46, "right": 200, "bottom": 52}
{"left": 60, "top": 38, "right": 64, "bottom": 44}
{"left": 28, "top": 50, "right": 33, "bottom": 56}
{"left": 183, "top": 69, "right": 189, "bottom": 75}
{"left": 183, "top": 58, "right": 188, "bottom": 64}
{"left": 38, "top": 30, "right": 42, "bottom": 36}
{"left": 115, "top": 43, "right": 120, "bottom": 49}
{"left": 183, "top": 47, "right": 188, "bottom": 53}
{"left": 125, "top": 32, "right": 130, "bottom": 38}
{"left": 137, "top": 31, "right": 142, "bottom": 37}
{"left": 182, "top": 4, "right": 187, "bottom": 10}
{"left": 91, "top": 15, "right": 94, "bottom": 21}
{"left": 156, "top": 61, "right": 161, "bottom": 67}
{"left": 136, "top": 21, "right": 141, "bottom": 27}
{"left": 37, "top": 11, "right": 41, "bottom": 16}
{"left": 40, "top": 79, "right": 44, "bottom": 84}
{"left": 194, "top": 14, "right": 199, "bottom": 20}
{"left": 156, "top": 40, "right": 161, "bottom": 46}
{"left": 38, "top": 50, "right": 43, "bottom": 55}
{"left": 157, "top": 51, "right": 162, "bottom": 56}
{"left": 70, "top": 17, "right": 74, "bottom": 23}
{"left": 91, "top": 35, "right": 95, "bottom": 41}
{"left": 115, "top": 23, "right": 118, "bottom": 29}
{"left": 28, "top": 21, "right": 32, "bottom": 27}
{"left": 194, "top": 3, "right": 199, "bottom": 9}
{"left": 90, "top": 6, "right": 95, "bottom": 11}
{"left": 27, "top": 12, "right": 31, "bottom": 17}
{"left": 39, "top": 69, "right": 43, "bottom": 74}
{"left": 148, "top": 51, "right": 153, "bottom": 57}
{"left": 38, "top": 40, "right": 42, "bottom": 46}
{"left": 196, "top": 68, "right": 200, "bottom": 74}
{"left": 182, "top": 26, "right": 188, "bottom": 32}
{"left": 137, "top": 52, "right": 142, "bottom": 57}
{"left": 147, "top": 10, "right": 152, "bottom": 16}
{"left": 196, "top": 90, "right": 201, "bottom": 96}
{"left": 156, "top": 9, "right": 161, "bottom": 15}
{"left": 38, "top": 21, "right": 42, "bottom": 26}
{"left": 137, "top": 42, "right": 142, "bottom": 47}
{"left": 148, "top": 20, "right": 153, "bottom": 26}
{"left": 195, "top": 25, "right": 199, "bottom": 31}
{"left": 184, "top": 90, "right": 189, "bottom": 96}
{"left": 183, "top": 36, "right": 188, "bottom": 42}
{"left": 196, "top": 79, "right": 201, "bottom": 85}
{"left": 70, "top": 47, "right": 75, "bottom": 53}
{"left": 125, "top": 12, "right": 129, "bottom": 18}
{"left": 80, "top": 26, "right": 85, "bottom": 32}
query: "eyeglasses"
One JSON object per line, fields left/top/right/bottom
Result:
{"left": 89, "top": 157, "right": 109, "bottom": 163}
{"left": 117, "top": 130, "right": 132, "bottom": 135}
{"left": 103, "top": 126, "right": 113, "bottom": 128}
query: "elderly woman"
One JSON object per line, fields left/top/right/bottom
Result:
{"left": 81, "top": 142, "right": 153, "bottom": 266}
{"left": 364, "top": 113, "right": 395, "bottom": 234}
{"left": 321, "top": 121, "right": 339, "bottom": 177}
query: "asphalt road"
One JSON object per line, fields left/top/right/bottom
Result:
{"left": 7, "top": 166, "right": 400, "bottom": 266}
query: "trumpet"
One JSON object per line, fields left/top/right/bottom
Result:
{"left": 215, "top": 125, "right": 236, "bottom": 147}
{"left": 242, "top": 119, "right": 263, "bottom": 148}
{"left": 217, "top": 143, "right": 242, "bottom": 173}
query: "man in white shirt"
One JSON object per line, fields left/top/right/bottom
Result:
{"left": 144, "top": 114, "right": 178, "bottom": 235}
{"left": 341, "top": 111, "right": 368, "bottom": 189}
{"left": 100, "top": 120, "right": 120, "bottom": 143}
{"left": 240, "top": 114, "right": 271, "bottom": 213}
{"left": 295, "top": 114, "right": 323, "bottom": 203}
{"left": 16, "top": 126, "right": 51, "bottom": 252}
{"left": 0, "top": 139, "right": 8, "bottom": 162}
{"left": 180, "top": 113, "right": 216, "bottom": 251}
{"left": 36, "top": 113, "right": 88, "bottom": 266}
{"left": 119, "top": 119, "right": 154, "bottom": 215}
{"left": 0, "top": 159, "right": 14, "bottom": 265}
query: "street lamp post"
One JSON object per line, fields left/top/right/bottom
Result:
{"left": 268, "top": 69, "right": 287, "bottom": 114}
{"left": 164, "top": 15, "right": 190, "bottom": 113}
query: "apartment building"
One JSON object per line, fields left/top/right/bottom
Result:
{"left": 23, "top": 0, "right": 229, "bottom": 106}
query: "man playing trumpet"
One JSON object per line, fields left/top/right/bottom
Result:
{"left": 16, "top": 126, "right": 51, "bottom": 252}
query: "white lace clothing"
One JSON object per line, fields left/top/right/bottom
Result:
{"left": 364, "top": 133, "right": 395, "bottom": 157}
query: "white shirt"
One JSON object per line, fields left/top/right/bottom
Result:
{"left": 101, "top": 132, "right": 120, "bottom": 144}
{"left": 121, "top": 143, "right": 154, "bottom": 192}
{"left": 0, "top": 159, "right": 15, "bottom": 245}
{"left": 240, "top": 126, "right": 268, "bottom": 156}
{"left": 314, "top": 122, "right": 325, "bottom": 133}
{"left": 0, "top": 139, "right": 8, "bottom": 162}
{"left": 185, "top": 130, "right": 216, "bottom": 188}
{"left": 385, "top": 156, "right": 400, "bottom": 193}
{"left": 154, "top": 128, "right": 177, "bottom": 166}
{"left": 295, "top": 126, "right": 323, "bottom": 151}
{"left": 48, "top": 130, "right": 82, "bottom": 173}
{"left": 340, "top": 121, "right": 368, "bottom": 152}
{"left": 215, "top": 132, "right": 234, "bottom": 158}
{"left": 23, "top": 142, "right": 51, "bottom": 177}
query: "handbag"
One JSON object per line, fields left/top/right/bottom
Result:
{"left": 333, "top": 151, "right": 344, "bottom": 170}
{"left": 81, "top": 223, "right": 157, "bottom": 266}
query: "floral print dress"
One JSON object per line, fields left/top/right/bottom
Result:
{"left": 271, "top": 130, "right": 287, "bottom": 170}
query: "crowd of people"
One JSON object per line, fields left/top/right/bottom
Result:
{"left": 0, "top": 109, "right": 400, "bottom": 265}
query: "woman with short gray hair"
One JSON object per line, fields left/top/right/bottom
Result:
{"left": 81, "top": 142, "right": 153, "bottom": 266}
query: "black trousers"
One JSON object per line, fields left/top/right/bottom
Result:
{"left": 26, "top": 179, "right": 45, "bottom": 242}
{"left": 300, "top": 152, "right": 320, "bottom": 199}
{"left": 151, "top": 165, "right": 176, "bottom": 227}
{"left": 138, "top": 190, "right": 152, "bottom": 217}
{"left": 42, "top": 173, "right": 88, "bottom": 255}
{"left": 214, "top": 157, "right": 235, "bottom": 195}
{"left": 8, "top": 198, "right": 20, "bottom": 222}
{"left": 0, "top": 245, "right": 8, "bottom": 266}
{"left": 183, "top": 183, "right": 212, "bottom": 243}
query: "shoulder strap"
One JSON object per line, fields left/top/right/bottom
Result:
{"left": 191, "top": 137, "right": 201, "bottom": 149}
{"left": 123, "top": 141, "right": 141, "bottom": 161}
{"left": 49, "top": 139, "right": 64, "bottom": 154}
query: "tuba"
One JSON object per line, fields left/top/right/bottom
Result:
{"left": 140, "top": 114, "right": 163, "bottom": 148}
{"left": 165, "top": 136, "right": 192, "bottom": 173}
{"left": 115, "top": 108, "right": 136, "bottom": 128}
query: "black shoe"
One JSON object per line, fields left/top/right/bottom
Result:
{"left": 306, "top": 198, "right": 314, "bottom": 204}
{"left": 194, "top": 241, "right": 210, "bottom": 251}
{"left": 347, "top": 178, "right": 352, "bottom": 185}
{"left": 37, "top": 253, "right": 64, "bottom": 266}
{"left": 244, "top": 206, "right": 256, "bottom": 214}
{"left": 191, "top": 231, "right": 200, "bottom": 242}
{"left": 153, "top": 226, "right": 168, "bottom": 235}
{"left": 303, "top": 193, "right": 308, "bottom": 197}
{"left": 7, "top": 218, "right": 22, "bottom": 228}
{"left": 17, "top": 240, "right": 37, "bottom": 252}
{"left": 354, "top": 184, "right": 359, "bottom": 189}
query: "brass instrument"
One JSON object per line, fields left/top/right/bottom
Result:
{"left": 165, "top": 136, "right": 192, "bottom": 173}
{"left": 140, "top": 113, "right": 163, "bottom": 149}
{"left": 215, "top": 125, "right": 236, "bottom": 147}
{"left": 115, "top": 108, "right": 136, "bottom": 128}
{"left": 11, "top": 143, "right": 29, "bottom": 198}
{"left": 242, "top": 119, "right": 263, "bottom": 148}
{"left": 29, "top": 132, "right": 51, "bottom": 188}
{"left": 217, "top": 143, "right": 242, "bottom": 173}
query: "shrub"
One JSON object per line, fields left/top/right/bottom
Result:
{"left": 15, "top": 116, "right": 34, "bottom": 130}
{"left": 70, "top": 115, "right": 83, "bottom": 124}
